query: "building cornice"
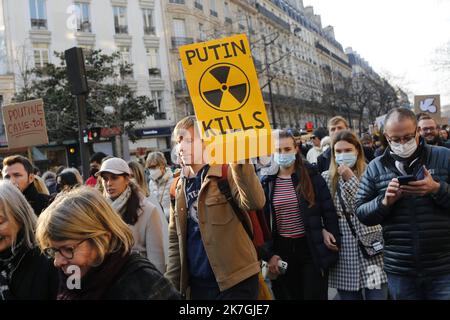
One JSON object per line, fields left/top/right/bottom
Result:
{"left": 29, "top": 30, "right": 52, "bottom": 43}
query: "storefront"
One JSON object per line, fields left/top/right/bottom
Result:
{"left": 129, "top": 126, "right": 174, "bottom": 163}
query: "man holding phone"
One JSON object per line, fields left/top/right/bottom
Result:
{"left": 356, "top": 107, "right": 450, "bottom": 300}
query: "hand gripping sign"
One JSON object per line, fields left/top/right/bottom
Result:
{"left": 179, "top": 34, "right": 274, "bottom": 164}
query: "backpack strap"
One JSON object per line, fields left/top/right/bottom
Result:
{"left": 169, "top": 175, "right": 181, "bottom": 207}
{"left": 217, "top": 164, "right": 254, "bottom": 240}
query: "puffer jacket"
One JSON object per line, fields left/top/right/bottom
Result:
{"left": 260, "top": 163, "right": 340, "bottom": 273}
{"left": 356, "top": 143, "right": 450, "bottom": 277}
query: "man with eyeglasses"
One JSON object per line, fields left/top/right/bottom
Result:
{"left": 418, "top": 115, "right": 450, "bottom": 149}
{"left": 356, "top": 107, "right": 450, "bottom": 300}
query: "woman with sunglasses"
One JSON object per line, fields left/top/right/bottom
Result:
{"left": 0, "top": 180, "right": 58, "bottom": 300}
{"left": 36, "top": 187, "right": 180, "bottom": 300}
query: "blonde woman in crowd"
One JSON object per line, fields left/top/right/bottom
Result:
{"left": 128, "top": 161, "right": 150, "bottom": 197}
{"left": 36, "top": 187, "right": 179, "bottom": 300}
{"left": 322, "top": 130, "right": 387, "bottom": 300}
{"left": 33, "top": 175, "right": 50, "bottom": 195}
{"left": 0, "top": 180, "right": 58, "bottom": 300}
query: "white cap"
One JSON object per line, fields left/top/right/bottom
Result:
{"left": 96, "top": 157, "right": 131, "bottom": 176}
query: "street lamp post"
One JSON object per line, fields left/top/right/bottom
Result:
{"left": 262, "top": 34, "right": 277, "bottom": 129}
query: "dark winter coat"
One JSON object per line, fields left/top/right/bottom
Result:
{"left": 8, "top": 248, "right": 58, "bottom": 300}
{"left": 23, "top": 183, "right": 51, "bottom": 216}
{"left": 260, "top": 163, "right": 340, "bottom": 272}
{"left": 356, "top": 143, "right": 450, "bottom": 277}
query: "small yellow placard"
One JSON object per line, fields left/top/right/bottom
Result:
{"left": 179, "top": 34, "right": 273, "bottom": 164}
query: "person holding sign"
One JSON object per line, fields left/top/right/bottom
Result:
{"left": 165, "top": 116, "right": 265, "bottom": 300}
{"left": 2, "top": 155, "right": 50, "bottom": 216}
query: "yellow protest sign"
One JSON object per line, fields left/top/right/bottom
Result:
{"left": 179, "top": 34, "right": 273, "bottom": 164}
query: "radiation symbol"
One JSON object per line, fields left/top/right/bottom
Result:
{"left": 199, "top": 62, "right": 250, "bottom": 112}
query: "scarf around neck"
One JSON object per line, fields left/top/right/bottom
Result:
{"left": 108, "top": 186, "right": 132, "bottom": 216}
{"left": 0, "top": 229, "right": 30, "bottom": 300}
{"left": 57, "top": 249, "right": 130, "bottom": 300}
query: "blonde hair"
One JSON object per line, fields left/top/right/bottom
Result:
{"left": 172, "top": 115, "right": 200, "bottom": 142}
{"left": 328, "top": 116, "right": 349, "bottom": 129}
{"left": 33, "top": 175, "right": 50, "bottom": 195}
{"left": 329, "top": 130, "right": 366, "bottom": 196}
{"left": 128, "top": 160, "right": 150, "bottom": 197}
{"left": 0, "top": 180, "right": 37, "bottom": 250}
{"left": 36, "top": 187, "right": 134, "bottom": 263}
{"left": 146, "top": 151, "right": 167, "bottom": 168}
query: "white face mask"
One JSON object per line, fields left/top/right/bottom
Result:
{"left": 390, "top": 138, "right": 418, "bottom": 159}
{"left": 149, "top": 168, "right": 163, "bottom": 180}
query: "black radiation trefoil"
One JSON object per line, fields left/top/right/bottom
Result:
{"left": 199, "top": 63, "right": 250, "bottom": 112}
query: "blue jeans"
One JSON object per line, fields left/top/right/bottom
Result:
{"left": 387, "top": 273, "right": 450, "bottom": 300}
{"left": 190, "top": 274, "right": 259, "bottom": 300}
{"left": 338, "top": 284, "right": 388, "bottom": 300}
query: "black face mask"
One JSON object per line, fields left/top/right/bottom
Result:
{"left": 89, "top": 167, "right": 99, "bottom": 177}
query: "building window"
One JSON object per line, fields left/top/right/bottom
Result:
{"left": 151, "top": 91, "right": 165, "bottom": 119}
{"left": 142, "top": 8, "right": 155, "bottom": 35}
{"left": 113, "top": 6, "right": 128, "bottom": 34}
{"left": 173, "top": 19, "right": 186, "bottom": 37}
{"left": 33, "top": 43, "right": 49, "bottom": 68}
{"left": 118, "top": 46, "right": 133, "bottom": 79}
{"left": 146, "top": 47, "right": 160, "bottom": 76}
{"left": 29, "top": 0, "right": 47, "bottom": 30}
{"left": 75, "top": 2, "right": 91, "bottom": 33}
{"left": 199, "top": 23, "right": 206, "bottom": 41}
{"left": 194, "top": 0, "right": 203, "bottom": 11}
{"left": 119, "top": 46, "right": 131, "bottom": 64}
{"left": 209, "top": 0, "right": 217, "bottom": 17}
{"left": 224, "top": 2, "right": 230, "bottom": 18}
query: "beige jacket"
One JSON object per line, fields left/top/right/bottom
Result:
{"left": 165, "top": 164, "right": 265, "bottom": 295}
{"left": 130, "top": 195, "right": 168, "bottom": 274}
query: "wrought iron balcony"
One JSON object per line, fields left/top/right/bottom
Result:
{"left": 171, "top": 37, "right": 194, "bottom": 48}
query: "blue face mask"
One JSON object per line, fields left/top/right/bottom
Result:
{"left": 335, "top": 152, "right": 357, "bottom": 168}
{"left": 274, "top": 153, "right": 296, "bottom": 168}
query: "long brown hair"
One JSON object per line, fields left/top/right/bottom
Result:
{"left": 277, "top": 130, "right": 315, "bottom": 207}
{"left": 329, "top": 130, "right": 366, "bottom": 196}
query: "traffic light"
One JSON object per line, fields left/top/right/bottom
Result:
{"left": 82, "top": 128, "right": 102, "bottom": 143}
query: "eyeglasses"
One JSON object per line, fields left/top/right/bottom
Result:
{"left": 385, "top": 132, "right": 417, "bottom": 144}
{"left": 420, "top": 127, "right": 437, "bottom": 133}
{"left": 44, "top": 239, "right": 89, "bottom": 259}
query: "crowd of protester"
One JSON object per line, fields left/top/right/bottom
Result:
{"left": 1, "top": 107, "right": 450, "bottom": 300}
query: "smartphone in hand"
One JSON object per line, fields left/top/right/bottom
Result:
{"left": 398, "top": 166, "right": 426, "bottom": 185}
{"left": 415, "top": 165, "right": 425, "bottom": 180}
{"left": 398, "top": 175, "right": 416, "bottom": 185}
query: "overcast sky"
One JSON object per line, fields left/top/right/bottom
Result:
{"left": 303, "top": 0, "right": 450, "bottom": 106}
